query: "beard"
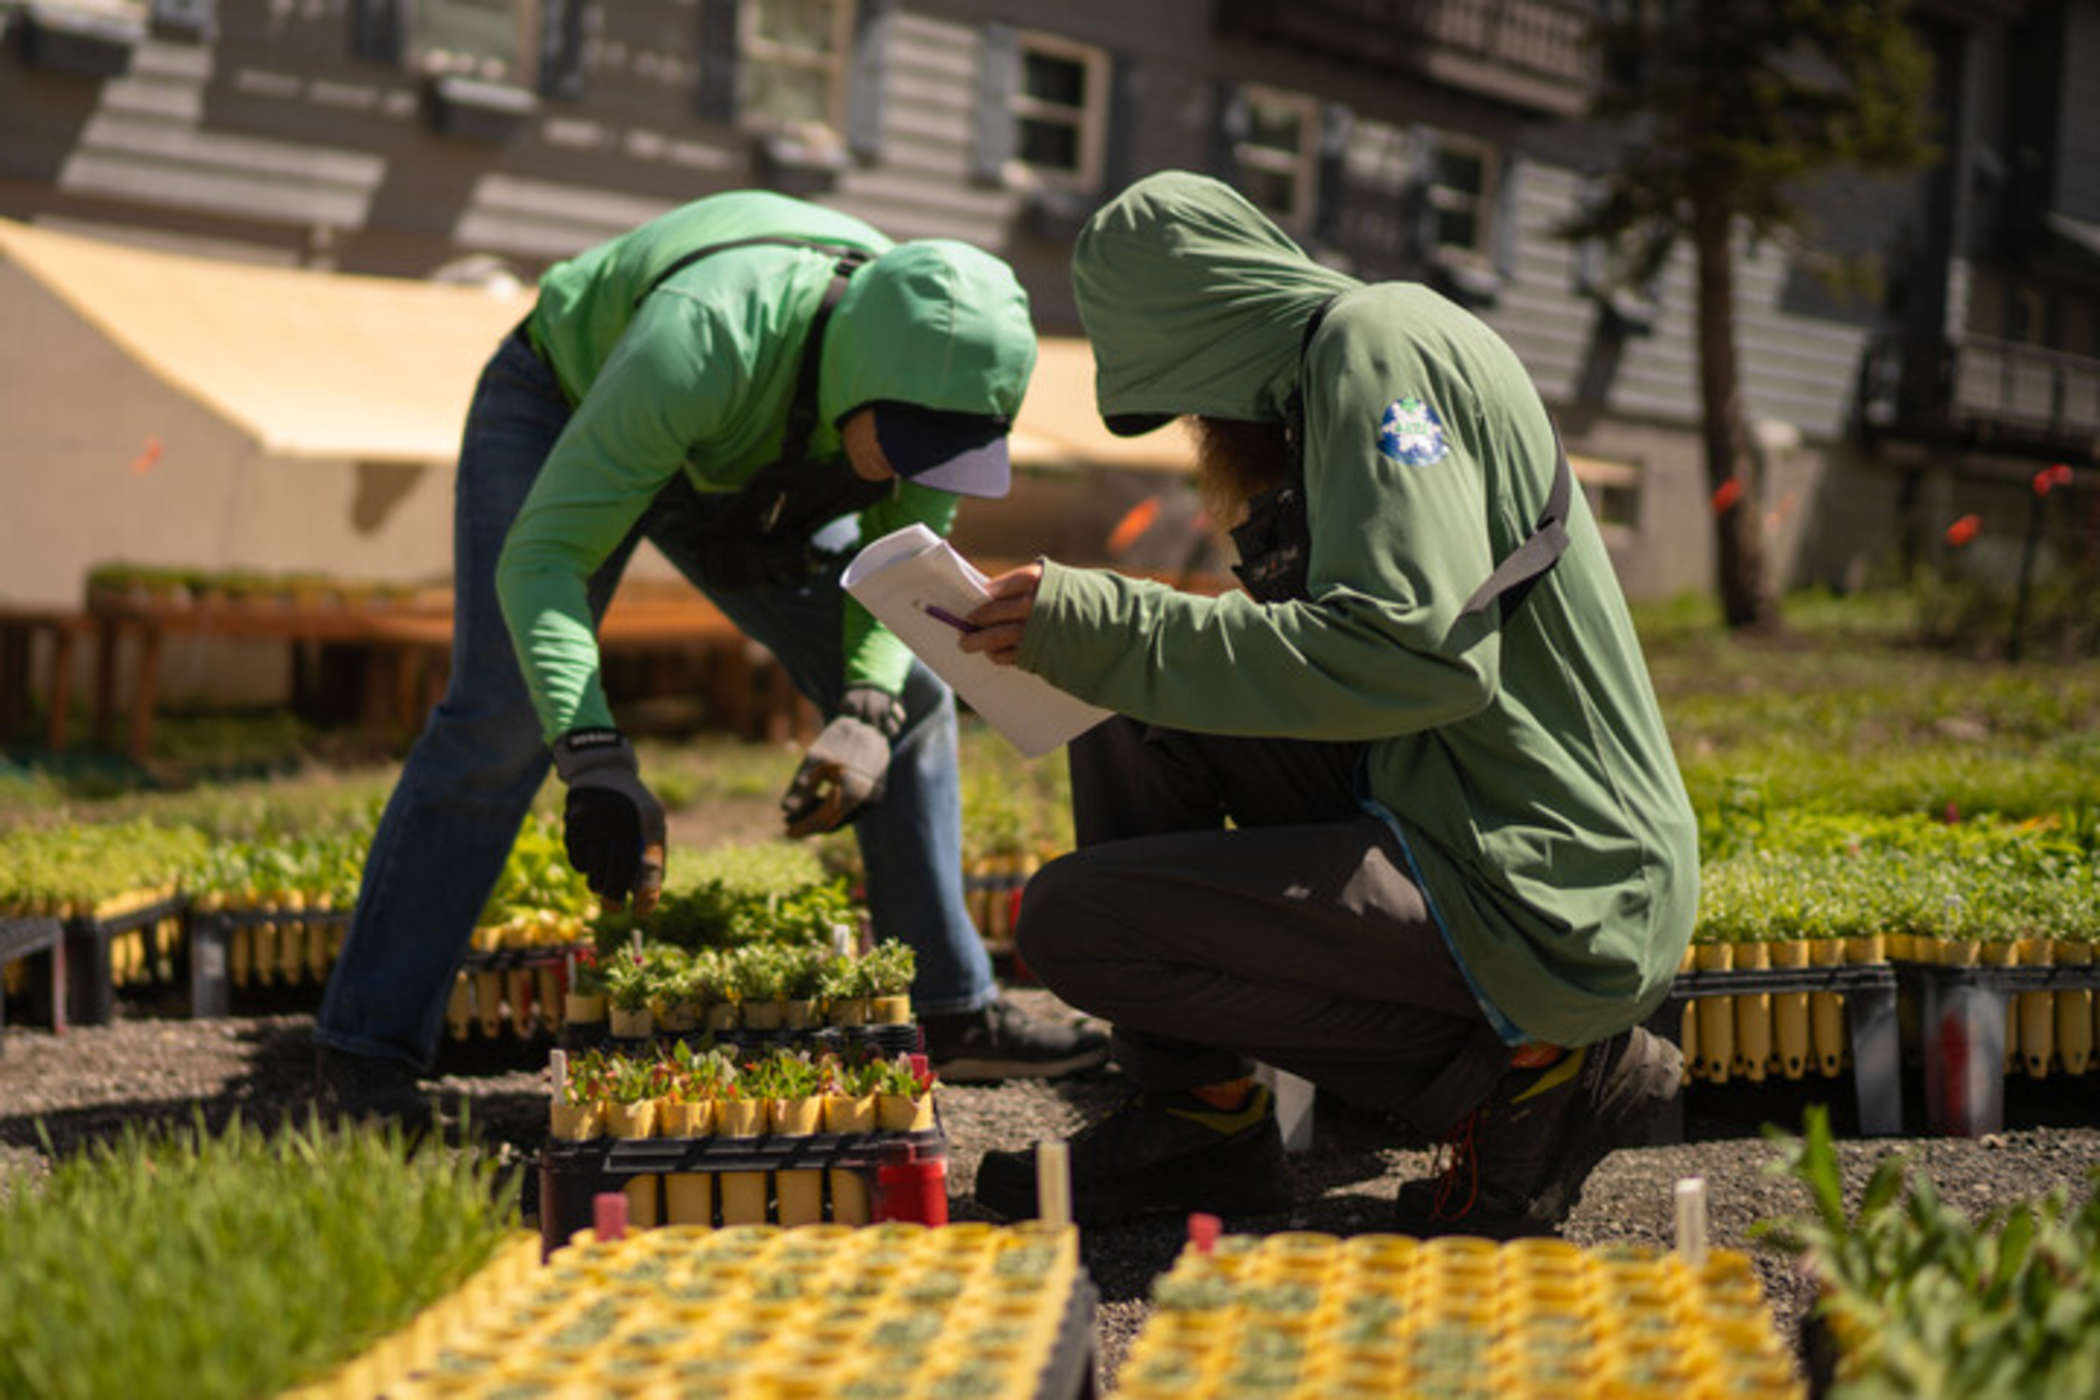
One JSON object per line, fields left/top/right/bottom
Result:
{"left": 1186, "top": 415, "right": 1292, "bottom": 527}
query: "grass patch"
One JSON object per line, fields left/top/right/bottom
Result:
{"left": 0, "top": 1115, "right": 518, "bottom": 1400}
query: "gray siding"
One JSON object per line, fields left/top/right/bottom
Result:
{"left": 1480, "top": 163, "right": 1870, "bottom": 442}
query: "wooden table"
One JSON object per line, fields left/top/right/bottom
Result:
{"left": 2, "top": 585, "right": 818, "bottom": 762}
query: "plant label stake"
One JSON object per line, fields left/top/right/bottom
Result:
{"left": 1188, "top": 1213, "right": 1221, "bottom": 1255}
{"left": 549, "top": 1049, "right": 567, "bottom": 1104}
{"left": 1674, "top": 1176, "right": 1708, "bottom": 1266}
{"left": 1036, "top": 1140, "right": 1072, "bottom": 1231}
{"left": 630, "top": 930, "right": 644, "bottom": 965}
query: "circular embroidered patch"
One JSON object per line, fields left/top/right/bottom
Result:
{"left": 1378, "top": 396, "right": 1449, "bottom": 466}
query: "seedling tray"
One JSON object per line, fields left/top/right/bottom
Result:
{"left": 539, "top": 1120, "right": 949, "bottom": 1247}
{"left": 185, "top": 905, "right": 349, "bottom": 1017}
{"left": 1892, "top": 960, "right": 2100, "bottom": 1136}
{"left": 0, "top": 914, "right": 66, "bottom": 1044}
{"left": 1652, "top": 962, "right": 1902, "bottom": 1137}
{"left": 65, "top": 893, "right": 187, "bottom": 1025}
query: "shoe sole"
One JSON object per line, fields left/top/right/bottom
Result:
{"left": 1396, "top": 1029, "right": 1683, "bottom": 1240}
{"left": 931, "top": 1046, "right": 1112, "bottom": 1083}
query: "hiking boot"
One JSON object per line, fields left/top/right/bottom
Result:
{"left": 974, "top": 1082, "right": 1292, "bottom": 1225}
{"left": 315, "top": 1044, "right": 437, "bottom": 1140}
{"left": 1393, "top": 1026, "right": 1681, "bottom": 1240}
{"left": 922, "top": 996, "right": 1111, "bottom": 1082}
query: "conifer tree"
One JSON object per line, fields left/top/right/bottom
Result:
{"left": 1568, "top": 0, "right": 1934, "bottom": 629}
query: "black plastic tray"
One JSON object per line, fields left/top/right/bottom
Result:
{"left": 63, "top": 894, "right": 190, "bottom": 1025}
{"left": 1891, "top": 959, "right": 2100, "bottom": 992}
{"left": 539, "top": 1121, "right": 948, "bottom": 1248}
{"left": 1669, "top": 963, "right": 1900, "bottom": 997}
{"left": 0, "top": 914, "right": 66, "bottom": 1044}
{"left": 1037, "top": 1270, "right": 1101, "bottom": 1400}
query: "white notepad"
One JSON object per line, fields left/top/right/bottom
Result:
{"left": 842, "top": 525, "right": 1112, "bottom": 759}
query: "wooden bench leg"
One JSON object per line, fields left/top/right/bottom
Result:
{"left": 0, "top": 623, "right": 28, "bottom": 740}
{"left": 93, "top": 620, "right": 118, "bottom": 748}
{"left": 127, "top": 626, "right": 162, "bottom": 764}
{"left": 48, "top": 626, "right": 77, "bottom": 753}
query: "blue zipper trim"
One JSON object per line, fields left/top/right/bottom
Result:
{"left": 1357, "top": 788, "right": 1530, "bottom": 1047}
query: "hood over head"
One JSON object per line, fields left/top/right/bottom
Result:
{"left": 823, "top": 240, "right": 1037, "bottom": 432}
{"left": 1072, "top": 171, "right": 1361, "bottom": 433}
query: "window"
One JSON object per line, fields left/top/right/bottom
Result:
{"left": 1424, "top": 130, "right": 1497, "bottom": 262}
{"left": 1008, "top": 32, "right": 1109, "bottom": 192}
{"left": 409, "top": 0, "right": 539, "bottom": 85}
{"left": 740, "top": 0, "right": 856, "bottom": 135}
{"left": 1572, "top": 454, "right": 1643, "bottom": 542}
{"left": 1232, "top": 86, "right": 1321, "bottom": 233}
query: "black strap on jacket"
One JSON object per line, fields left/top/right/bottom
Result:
{"left": 1458, "top": 424, "right": 1573, "bottom": 620}
{"left": 1234, "top": 295, "right": 1574, "bottom": 622}
{"left": 631, "top": 235, "right": 892, "bottom": 582}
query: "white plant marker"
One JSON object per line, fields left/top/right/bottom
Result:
{"left": 1255, "top": 1063, "right": 1317, "bottom": 1154}
{"left": 630, "top": 930, "right": 644, "bottom": 964}
{"left": 1675, "top": 1176, "right": 1709, "bottom": 1266}
{"left": 1037, "top": 1140, "right": 1072, "bottom": 1231}
{"left": 549, "top": 1049, "right": 567, "bottom": 1105}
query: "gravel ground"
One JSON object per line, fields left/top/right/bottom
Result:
{"left": 4, "top": 988, "right": 2097, "bottom": 1390}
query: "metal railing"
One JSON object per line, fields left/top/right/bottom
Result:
{"left": 1859, "top": 331, "right": 2100, "bottom": 453}
{"left": 1217, "top": 0, "right": 1599, "bottom": 85}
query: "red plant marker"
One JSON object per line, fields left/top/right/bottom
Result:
{"left": 594, "top": 1191, "right": 628, "bottom": 1242}
{"left": 1711, "top": 478, "right": 1743, "bottom": 513}
{"left": 917, "top": 1160, "right": 949, "bottom": 1226}
{"left": 1945, "top": 514, "right": 1981, "bottom": 547}
{"left": 1188, "top": 1213, "right": 1222, "bottom": 1255}
{"left": 1108, "top": 496, "right": 1162, "bottom": 555}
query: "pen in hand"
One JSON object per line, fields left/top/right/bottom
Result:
{"left": 922, "top": 602, "right": 983, "bottom": 635}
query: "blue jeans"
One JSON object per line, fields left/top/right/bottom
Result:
{"left": 316, "top": 328, "right": 995, "bottom": 1068}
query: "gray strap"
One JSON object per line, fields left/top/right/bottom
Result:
{"left": 1460, "top": 424, "right": 1574, "bottom": 620}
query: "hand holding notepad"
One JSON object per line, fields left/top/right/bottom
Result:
{"left": 841, "top": 525, "right": 1111, "bottom": 758}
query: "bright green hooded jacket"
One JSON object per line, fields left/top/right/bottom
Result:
{"left": 1024, "top": 172, "right": 1697, "bottom": 1047}
{"left": 498, "top": 190, "right": 1037, "bottom": 741}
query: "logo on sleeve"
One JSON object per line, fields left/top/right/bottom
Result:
{"left": 1378, "top": 396, "right": 1449, "bottom": 467}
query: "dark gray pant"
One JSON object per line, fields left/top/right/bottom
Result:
{"left": 1016, "top": 716, "right": 1510, "bottom": 1138}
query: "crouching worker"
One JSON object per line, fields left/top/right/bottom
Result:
{"left": 960, "top": 172, "right": 1696, "bottom": 1237}
{"left": 315, "top": 190, "right": 1108, "bottom": 1132}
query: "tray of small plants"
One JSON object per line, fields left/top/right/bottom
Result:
{"left": 1117, "top": 1225, "right": 1801, "bottom": 1400}
{"left": 303, "top": 1218, "right": 1095, "bottom": 1400}
{"left": 1762, "top": 1106, "right": 2100, "bottom": 1398}
{"left": 539, "top": 1040, "right": 944, "bottom": 1242}
{"left": 1677, "top": 807, "right": 2097, "bottom": 1087}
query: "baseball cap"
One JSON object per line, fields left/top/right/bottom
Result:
{"left": 872, "top": 402, "right": 1013, "bottom": 499}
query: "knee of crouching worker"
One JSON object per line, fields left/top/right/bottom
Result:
{"left": 1011, "top": 854, "right": 1093, "bottom": 992}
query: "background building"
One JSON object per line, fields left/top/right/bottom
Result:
{"left": 3, "top": 0, "right": 2093, "bottom": 712}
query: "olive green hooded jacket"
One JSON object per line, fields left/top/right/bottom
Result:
{"left": 1024, "top": 172, "right": 1696, "bottom": 1047}
{"left": 498, "top": 190, "right": 1036, "bottom": 742}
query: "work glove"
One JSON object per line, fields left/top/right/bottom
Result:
{"left": 551, "top": 729, "right": 665, "bottom": 916}
{"left": 781, "top": 687, "right": 904, "bottom": 838}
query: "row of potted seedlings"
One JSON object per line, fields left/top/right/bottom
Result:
{"left": 549, "top": 1044, "right": 940, "bottom": 1230}
{"left": 84, "top": 561, "right": 430, "bottom": 612}
{"left": 1120, "top": 1231, "right": 1799, "bottom": 1400}
{"left": 315, "top": 1221, "right": 1085, "bottom": 1400}
{"left": 570, "top": 938, "right": 919, "bottom": 1041}
{"left": 1684, "top": 813, "right": 2097, "bottom": 1084}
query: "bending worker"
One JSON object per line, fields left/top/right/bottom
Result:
{"left": 317, "top": 189, "right": 1107, "bottom": 1127}
{"left": 964, "top": 172, "right": 1696, "bottom": 1238}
